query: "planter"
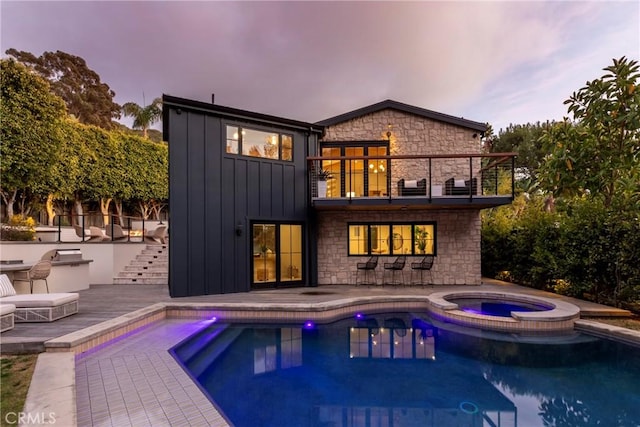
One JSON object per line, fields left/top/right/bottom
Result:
{"left": 317, "top": 181, "right": 328, "bottom": 198}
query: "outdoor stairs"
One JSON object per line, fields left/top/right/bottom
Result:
{"left": 113, "top": 244, "right": 168, "bottom": 285}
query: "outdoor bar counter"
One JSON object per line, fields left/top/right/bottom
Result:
{"left": 0, "top": 250, "right": 92, "bottom": 294}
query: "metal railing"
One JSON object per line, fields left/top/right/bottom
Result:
{"left": 307, "top": 153, "right": 516, "bottom": 202}
{"left": 25, "top": 214, "right": 167, "bottom": 243}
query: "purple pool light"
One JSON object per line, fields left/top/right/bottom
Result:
{"left": 355, "top": 313, "right": 365, "bottom": 320}
{"left": 304, "top": 320, "right": 315, "bottom": 329}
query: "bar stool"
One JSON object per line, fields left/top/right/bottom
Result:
{"left": 383, "top": 256, "right": 406, "bottom": 285}
{"left": 410, "top": 255, "right": 434, "bottom": 286}
{"left": 356, "top": 256, "right": 378, "bottom": 285}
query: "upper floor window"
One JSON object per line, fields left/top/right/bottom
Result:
{"left": 226, "top": 125, "right": 293, "bottom": 161}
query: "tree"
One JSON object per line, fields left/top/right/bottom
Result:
{"left": 0, "top": 59, "right": 67, "bottom": 219}
{"left": 5, "top": 49, "right": 121, "bottom": 129}
{"left": 490, "top": 122, "right": 550, "bottom": 183}
{"left": 539, "top": 56, "right": 640, "bottom": 208}
{"left": 121, "top": 97, "right": 162, "bottom": 139}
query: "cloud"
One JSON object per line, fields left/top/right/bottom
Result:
{"left": 1, "top": 0, "right": 638, "bottom": 131}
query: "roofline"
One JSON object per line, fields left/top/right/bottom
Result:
{"left": 315, "top": 99, "right": 487, "bottom": 132}
{"left": 162, "top": 94, "right": 324, "bottom": 134}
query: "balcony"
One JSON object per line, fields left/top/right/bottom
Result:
{"left": 308, "top": 153, "right": 516, "bottom": 210}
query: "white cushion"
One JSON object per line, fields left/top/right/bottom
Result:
{"left": 454, "top": 179, "right": 466, "bottom": 188}
{"left": 0, "top": 293, "right": 78, "bottom": 308}
{"left": 404, "top": 180, "right": 418, "bottom": 188}
{"left": 0, "top": 274, "right": 16, "bottom": 297}
{"left": 0, "top": 304, "right": 16, "bottom": 315}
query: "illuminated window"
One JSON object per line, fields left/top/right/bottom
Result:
{"left": 225, "top": 125, "right": 293, "bottom": 161}
{"left": 348, "top": 222, "right": 436, "bottom": 256}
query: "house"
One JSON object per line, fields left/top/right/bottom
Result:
{"left": 163, "top": 96, "right": 515, "bottom": 297}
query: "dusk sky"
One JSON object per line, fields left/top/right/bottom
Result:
{"left": 2, "top": 1, "right": 638, "bottom": 133}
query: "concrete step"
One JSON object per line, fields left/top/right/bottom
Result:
{"left": 124, "top": 264, "right": 167, "bottom": 271}
{"left": 113, "top": 277, "right": 168, "bottom": 285}
{"left": 117, "top": 271, "right": 168, "bottom": 279}
{"left": 141, "top": 248, "right": 168, "bottom": 255}
{"left": 128, "top": 260, "right": 168, "bottom": 266}
{"left": 135, "top": 254, "right": 168, "bottom": 262}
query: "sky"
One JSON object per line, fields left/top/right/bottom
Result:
{"left": 1, "top": 1, "right": 638, "bottom": 134}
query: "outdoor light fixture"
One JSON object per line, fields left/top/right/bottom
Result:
{"left": 235, "top": 222, "right": 243, "bottom": 236}
{"left": 303, "top": 320, "right": 315, "bottom": 329}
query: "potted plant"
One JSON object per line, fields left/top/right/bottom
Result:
{"left": 317, "top": 169, "right": 333, "bottom": 198}
{"left": 415, "top": 226, "right": 430, "bottom": 254}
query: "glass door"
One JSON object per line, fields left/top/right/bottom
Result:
{"left": 252, "top": 223, "right": 304, "bottom": 287}
{"left": 344, "top": 147, "right": 364, "bottom": 197}
{"left": 367, "top": 146, "right": 388, "bottom": 196}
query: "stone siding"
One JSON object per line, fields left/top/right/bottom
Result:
{"left": 316, "top": 210, "right": 481, "bottom": 286}
{"left": 318, "top": 107, "right": 484, "bottom": 285}
{"left": 322, "top": 109, "right": 483, "bottom": 196}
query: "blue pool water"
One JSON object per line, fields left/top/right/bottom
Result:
{"left": 172, "top": 313, "right": 640, "bottom": 427}
{"left": 449, "top": 298, "right": 550, "bottom": 317}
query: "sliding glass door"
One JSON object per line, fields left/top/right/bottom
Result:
{"left": 252, "top": 223, "right": 304, "bottom": 287}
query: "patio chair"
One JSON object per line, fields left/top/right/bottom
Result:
{"left": 355, "top": 256, "right": 378, "bottom": 286}
{"left": 0, "top": 274, "right": 79, "bottom": 322}
{"left": 12, "top": 260, "right": 52, "bottom": 293}
{"left": 444, "top": 177, "right": 478, "bottom": 195}
{"left": 383, "top": 256, "right": 406, "bottom": 285}
{"left": 398, "top": 179, "right": 427, "bottom": 196}
{"left": 410, "top": 255, "right": 434, "bottom": 286}
{"left": 145, "top": 225, "right": 167, "bottom": 244}
{"left": 106, "top": 224, "right": 128, "bottom": 241}
{"left": 74, "top": 225, "right": 89, "bottom": 241}
{"left": 88, "top": 226, "right": 108, "bottom": 242}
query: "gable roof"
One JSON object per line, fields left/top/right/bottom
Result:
{"left": 315, "top": 99, "right": 487, "bottom": 133}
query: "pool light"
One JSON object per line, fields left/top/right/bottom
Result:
{"left": 303, "top": 320, "right": 315, "bottom": 330}
{"left": 355, "top": 313, "right": 364, "bottom": 320}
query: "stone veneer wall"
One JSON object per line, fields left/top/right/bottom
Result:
{"left": 321, "top": 109, "right": 483, "bottom": 196}
{"left": 318, "top": 108, "right": 484, "bottom": 285}
{"left": 316, "top": 210, "right": 481, "bottom": 286}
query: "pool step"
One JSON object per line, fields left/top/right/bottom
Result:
{"left": 172, "top": 323, "right": 230, "bottom": 363}
{"left": 183, "top": 327, "right": 245, "bottom": 378}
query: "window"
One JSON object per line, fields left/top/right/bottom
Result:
{"left": 347, "top": 222, "right": 436, "bottom": 256}
{"left": 226, "top": 125, "right": 293, "bottom": 161}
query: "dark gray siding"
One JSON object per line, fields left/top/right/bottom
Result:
{"left": 167, "top": 102, "right": 315, "bottom": 297}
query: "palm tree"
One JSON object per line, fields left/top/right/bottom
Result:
{"left": 121, "top": 97, "right": 162, "bottom": 139}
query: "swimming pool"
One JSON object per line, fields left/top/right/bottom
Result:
{"left": 172, "top": 312, "right": 640, "bottom": 427}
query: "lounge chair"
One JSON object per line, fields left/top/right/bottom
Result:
{"left": 88, "top": 226, "right": 108, "bottom": 242}
{"left": 74, "top": 225, "right": 89, "bottom": 241}
{"left": 12, "top": 260, "right": 52, "bottom": 293}
{"left": 145, "top": 225, "right": 167, "bottom": 244}
{"left": 0, "top": 303, "right": 15, "bottom": 332}
{"left": 106, "top": 224, "right": 128, "bottom": 241}
{"left": 0, "top": 274, "right": 79, "bottom": 322}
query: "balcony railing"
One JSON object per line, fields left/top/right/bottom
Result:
{"left": 307, "top": 153, "right": 516, "bottom": 210}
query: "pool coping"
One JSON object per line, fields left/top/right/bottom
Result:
{"left": 29, "top": 294, "right": 640, "bottom": 427}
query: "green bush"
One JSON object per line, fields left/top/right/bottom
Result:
{"left": 0, "top": 215, "right": 36, "bottom": 241}
{"left": 482, "top": 195, "right": 640, "bottom": 306}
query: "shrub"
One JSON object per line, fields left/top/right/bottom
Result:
{"left": 0, "top": 215, "right": 36, "bottom": 241}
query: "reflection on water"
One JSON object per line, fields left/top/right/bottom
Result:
{"left": 172, "top": 313, "right": 640, "bottom": 427}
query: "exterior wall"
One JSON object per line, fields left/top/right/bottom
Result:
{"left": 316, "top": 210, "right": 481, "bottom": 285}
{"left": 322, "top": 109, "right": 483, "bottom": 196}
{"left": 318, "top": 108, "right": 484, "bottom": 285}
{"left": 167, "top": 103, "right": 317, "bottom": 296}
